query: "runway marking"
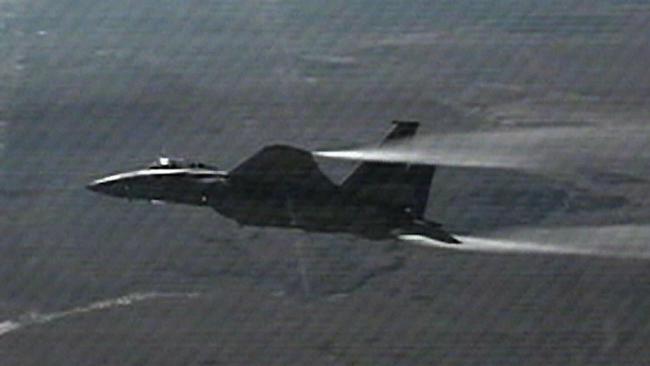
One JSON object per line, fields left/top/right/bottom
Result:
{"left": 0, "top": 291, "right": 199, "bottom": 338}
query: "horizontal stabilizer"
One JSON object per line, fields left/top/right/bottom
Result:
{"left": 396, "top": 219, "right": 461, "bottom": 244}
{"left": 399, "top": 234, "right": 463, "bottom": 248}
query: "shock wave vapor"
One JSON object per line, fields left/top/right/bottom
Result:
{"left": 87, "top": 121, "right": 460, "bottom": 244}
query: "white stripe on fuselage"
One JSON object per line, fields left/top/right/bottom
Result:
{"left": 92, "top": 168, "right": 228, "bottom": 185}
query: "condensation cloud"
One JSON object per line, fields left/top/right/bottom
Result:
{"left": 316, "top": 126, "right": 650, "bottom": 180}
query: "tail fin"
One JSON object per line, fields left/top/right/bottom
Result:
{"left": 342, "top": 121, "right": 436, "bottom": 218}
{"left": 381, "top": 120, "right": 420, "bottom": 143}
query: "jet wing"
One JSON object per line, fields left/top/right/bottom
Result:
{"left": 229, "top": 145, "right": 336, "bottom": 191}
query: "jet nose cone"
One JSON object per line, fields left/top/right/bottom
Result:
{"left": 86, "top": 174, "right": 133, "bottom": 198}
{"left": 86, "top": 180, "right": 105, "bottom": 193}
{"left": 86, "top": 175, "right": 123, "bottom": 196}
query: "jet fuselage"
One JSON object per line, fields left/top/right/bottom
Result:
{"left": 87, "top": 122, "right": 461, "bottom": 244}
{"left": 87, "top": 165, "right": 416, "bottom": 240}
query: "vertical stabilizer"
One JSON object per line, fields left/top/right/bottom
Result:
{"left": 381, "top": 121, "right": 420, "bottom": 144}
{"left": 342, "top": 121, "right": 436, "bottom": 217}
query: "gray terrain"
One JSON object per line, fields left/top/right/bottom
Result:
{"left": 1, "top": 0, "right": 650, "bottom": 364}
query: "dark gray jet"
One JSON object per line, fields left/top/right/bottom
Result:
{"left": 87, "top": 121, "right": 461, "bottom": 244}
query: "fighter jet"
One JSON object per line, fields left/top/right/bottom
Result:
{"left": 87, "top": 121, "right": 461, "bottom": 244}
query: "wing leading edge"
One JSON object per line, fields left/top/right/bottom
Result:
{"left": 229, "top": 144, "right": 337, "bottom": 191}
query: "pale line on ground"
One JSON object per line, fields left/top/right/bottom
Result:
{"left": 0, "top": 291, "right": 200, "bottom": 337}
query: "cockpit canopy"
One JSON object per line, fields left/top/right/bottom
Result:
{"left": 148, "top": 157, "right": 218, "bottom": 170}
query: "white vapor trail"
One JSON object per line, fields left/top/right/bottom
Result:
{"left": 315, "top": 126, "right": 650, "bottom": 178}
{"left": 400, "top": 235, "right": 599, "bottom": 257}
{"left": 400, "top": 224, "right": 650, "bottom": 259}
{"left": 0, "top": 291, "right": 199, "bottom": 337}
{"left": 320, "top": 126, "right": 650, "bottom": 259}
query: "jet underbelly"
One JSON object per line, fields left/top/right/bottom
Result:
{"left": 213, "top": 191, "right": 398, "bottom": 239}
